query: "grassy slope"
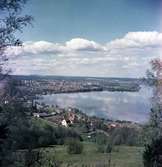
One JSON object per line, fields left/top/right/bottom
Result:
{"left": 32, "top": 118, "right": 144, "bottom": 166}
{"left": 45, "top": 142, "right": 144, "bottom": 167}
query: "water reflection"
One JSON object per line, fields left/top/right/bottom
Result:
{"left": 37, "top": 86, "right": 152, "bottom": 123}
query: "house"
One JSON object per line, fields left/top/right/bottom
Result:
{"left": 32, "top": 112, "right": 53, "bottom": 118}
{"left": 61, "top": 119, "right": 68, "bottom": 127}
{"left": 107, "top": 123, "right": 121, "bottom": 129}
{"left": 67, "top": 112, "right": 75, "bottom": 124}
{"left": 33, "top": 113, "right": 40, "bottom": 118}
{"left": 110, "top": 123, "right": 117, "bottom": 128}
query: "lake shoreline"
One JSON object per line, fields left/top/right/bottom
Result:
{"left": 36, "top": 85, "right": 152, "bottom": 123}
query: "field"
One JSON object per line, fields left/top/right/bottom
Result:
{"left": 43, "top": 142, "right": 144, "bottom": 167}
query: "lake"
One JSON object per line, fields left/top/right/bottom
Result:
{"left": 37, "top": 85, "right": 153, "bottom": 123}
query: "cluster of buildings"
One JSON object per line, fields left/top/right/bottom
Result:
{"left": 32, "top": 102, "right": 138, "bottom": 132}
{"left": 20, "top": 79, "right": 102, "bottom": 95}
{"left": 32, "top": 104, "right": 79, "bottom": 127}
{"left": 20, "top": 77, "right": 140, "bottom": 95}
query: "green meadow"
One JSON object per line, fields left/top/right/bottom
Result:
{"left": 42, "top": 142, "right": 144, "bottom": 167}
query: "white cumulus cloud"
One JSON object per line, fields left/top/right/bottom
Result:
{"left": 65, "top": 38, "right": 104, "bottom": 51}
{"left": 4, "top": 31, "right": 162, "bottom": 77}
{"left": 106, "top": 31, "right": 162, "bottom": 50}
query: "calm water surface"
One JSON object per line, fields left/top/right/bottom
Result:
{"left": 37, "top": 86, "right": 153, "bottom": 123}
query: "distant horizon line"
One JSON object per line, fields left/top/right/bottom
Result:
{"left": 10, "top": 74, "right": 141, "bottom": 79}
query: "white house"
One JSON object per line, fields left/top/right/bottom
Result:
{"left": 61, "top": 119, "right": 68, "bottom": 127}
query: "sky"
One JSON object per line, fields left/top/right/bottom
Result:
{"left": 6, "top": 0, "right": 162, "bottom": 77}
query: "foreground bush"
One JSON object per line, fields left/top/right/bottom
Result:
{"left": 67, "top": 140, "right": 83, "bottom": 154}
{"left": 143, "top": 137, "right": 162, "bottom": 167}
{"left": 10, "top": 118, "right": 82, "bottom": 150}
{"left": 109, "top": 127, "right": 142, "bottom": 146}
{"left": 97, "top": 143, "right": 113, "bottom": 153}
{"left": 105, "top": 143, "right": 113, "bottom": 153}
{"left": 97, "top": 145, "right": 105, "bottom": 153}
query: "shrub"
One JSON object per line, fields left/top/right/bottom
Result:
{"left": 105, "top": 143, "right": 113, "bottom": 153}
{"left": 143, "top": 137, "right": 162, "bottom": 167}
{"left": 67, "top": 140, "right": 83, "bottom": 154}
{"left": 97, "top": 145, "right": 105, "bottom": 153}
{"left": 110, "top": 127, "right": 140, "bottom": 146}
{"left": 97, "top": 143, "right": 113, "bottom": 153}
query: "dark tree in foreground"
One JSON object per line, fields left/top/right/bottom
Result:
{"left": 0, "top": 0, "right": 32, "bottom": 102}
{"left": 0, "top": 0, "right": 32, "bottom": 76}
{"left": 143, "top": 137, "right": 162, "bottom": 167}
{"left": 150, "top": 59, "right": 162, "bottom": 139}
{"left": 143, "top": 59, "right": 162, "bottom": 167}
{"left": 0, "top": 0, "right": 32, "bottom": 166}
